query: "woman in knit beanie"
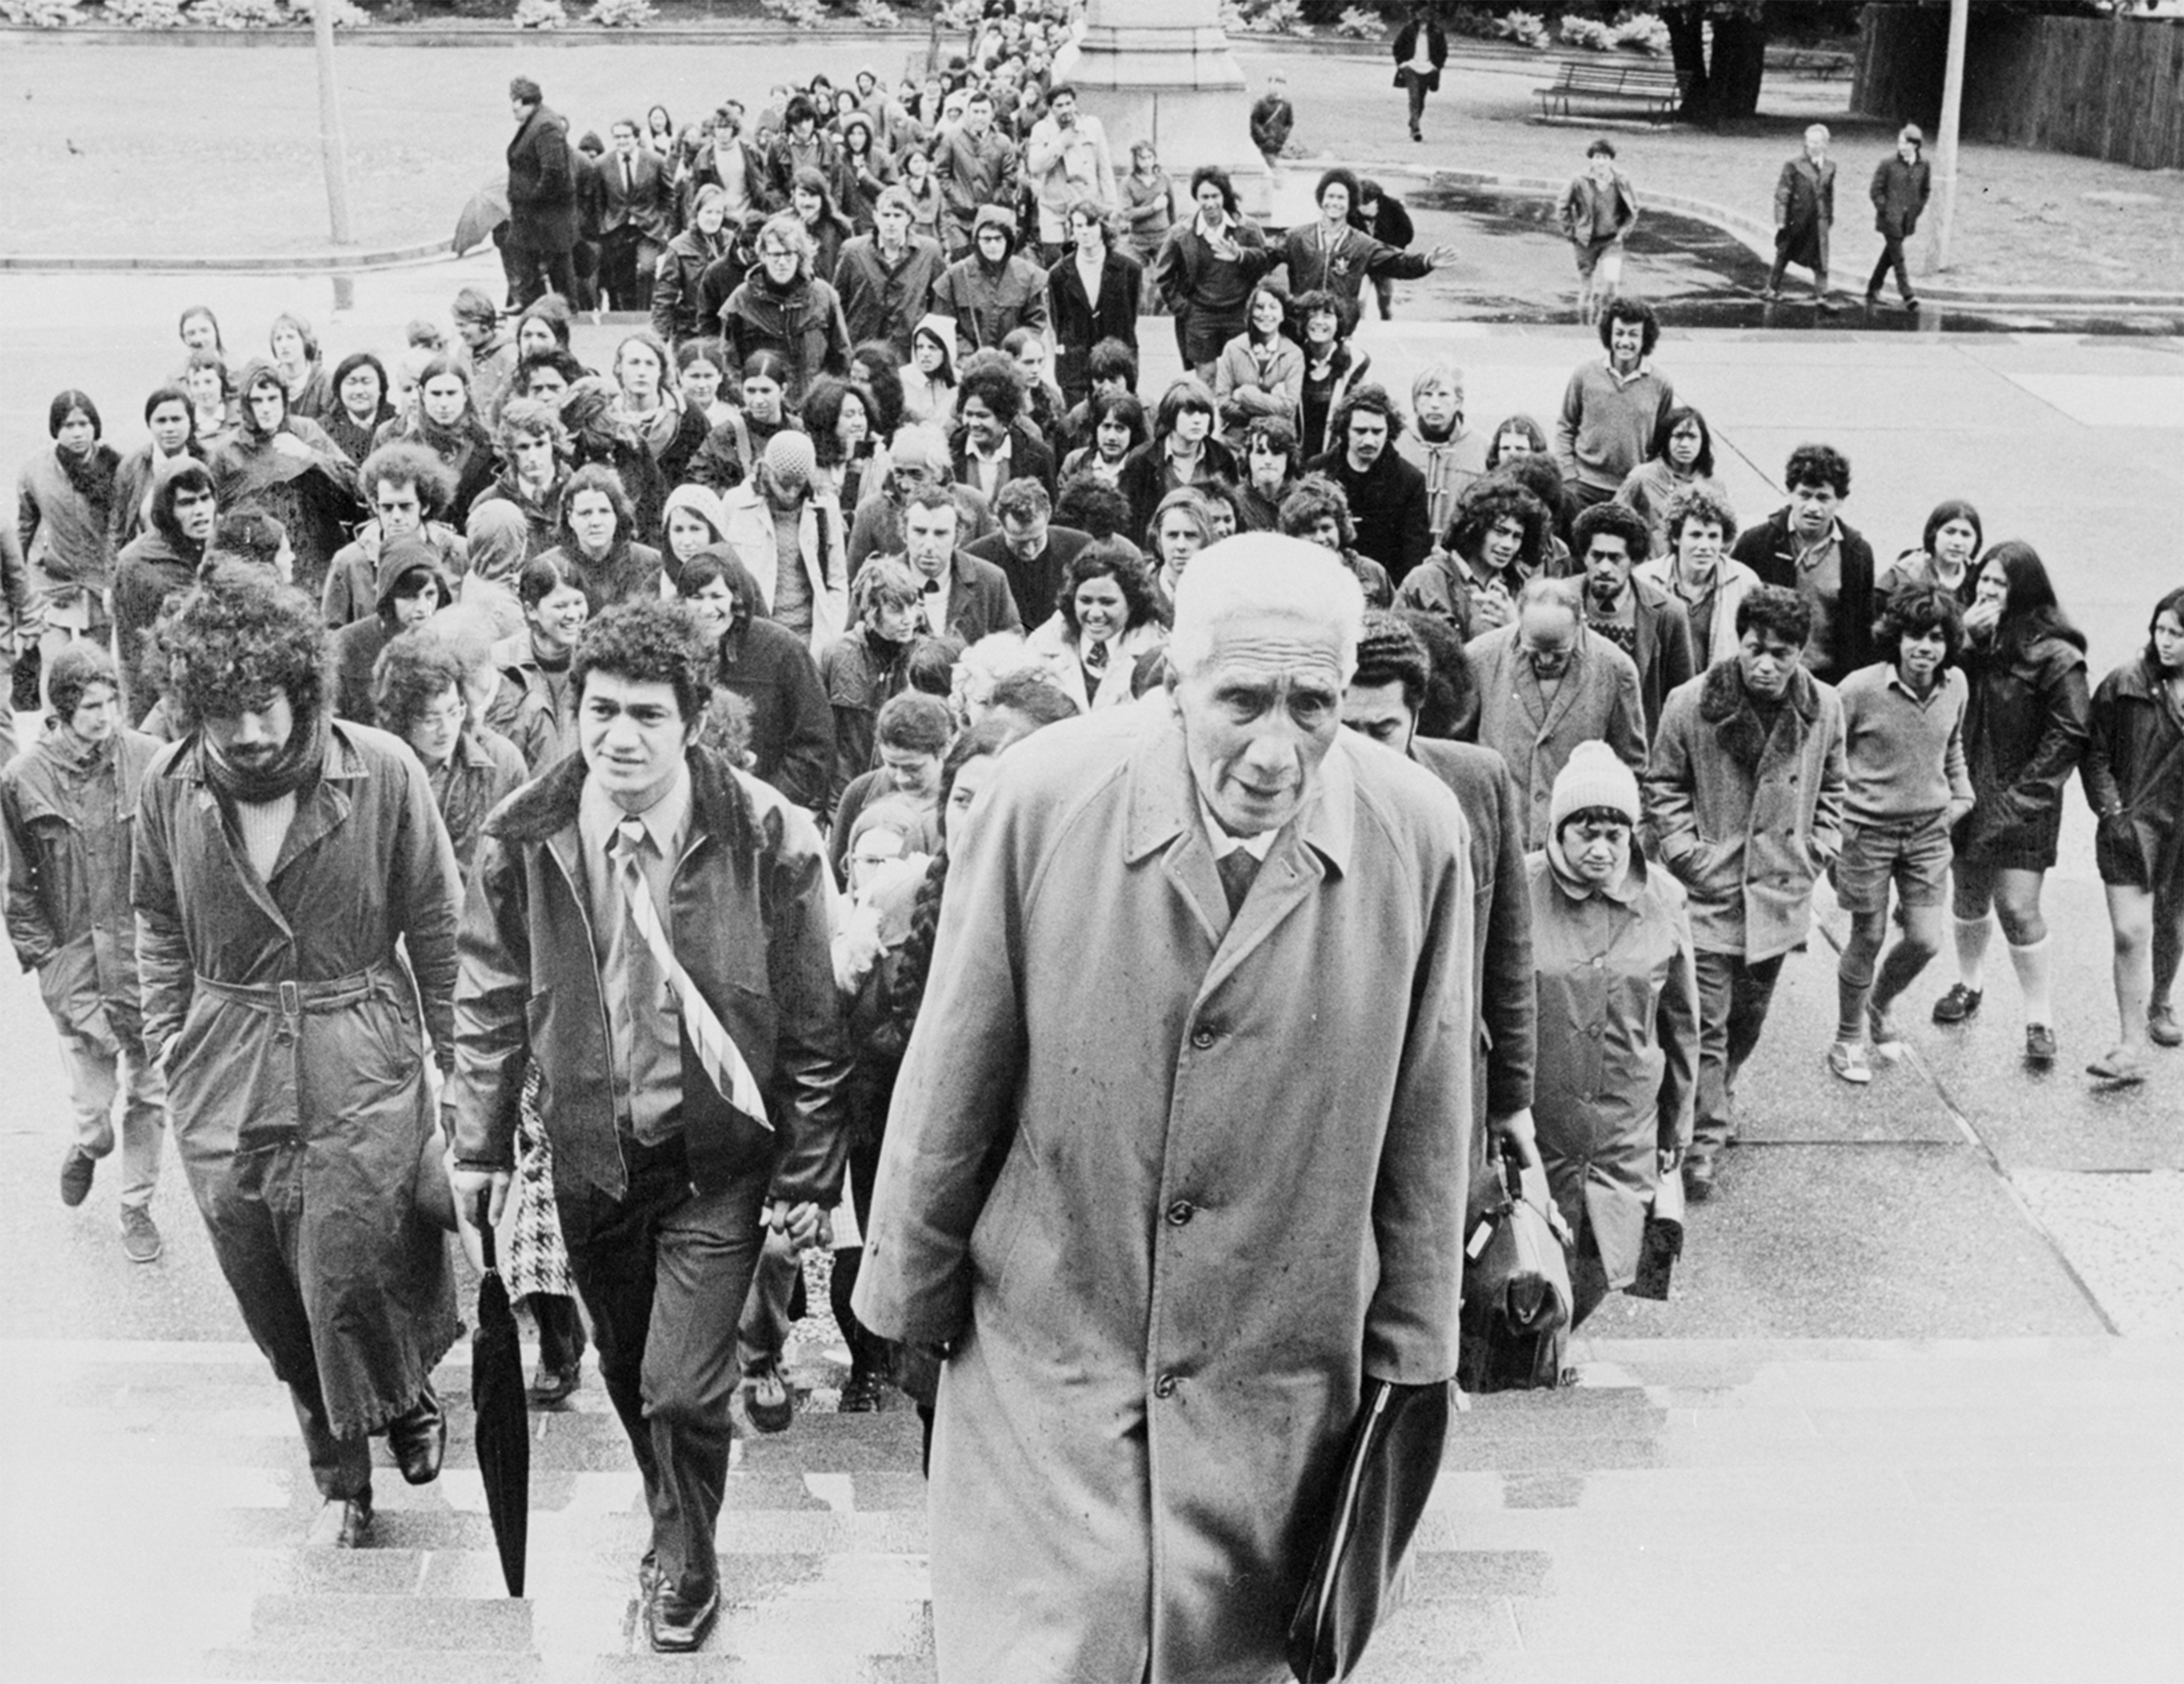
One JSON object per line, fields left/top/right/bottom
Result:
{"left": 1525, "top": 739, "right": 1701, "bottom": 1326}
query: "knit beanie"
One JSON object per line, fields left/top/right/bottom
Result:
{"left": 764, "top": 428, "right": 816, "bottom": 488}
{"left": 1548, "top": 740, "right": 1641, "bottom": 836}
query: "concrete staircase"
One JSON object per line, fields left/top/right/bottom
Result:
{"left": 2, "top": 1336, "right": 2177, "bottom": 1682}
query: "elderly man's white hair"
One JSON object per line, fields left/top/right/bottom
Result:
{"left": 1168, "top": 535, "right": 1365, "bottom": 682}
{"left": 889, "top": 422, "right": 952, "bottom": 470}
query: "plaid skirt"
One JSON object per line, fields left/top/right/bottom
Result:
{"left": 503, "top": 1063, "right": 576, "bottom": 1301}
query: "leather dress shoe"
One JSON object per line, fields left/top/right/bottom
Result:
{"left": 309, "top": 1491, "right": 375, "bottom": 1549}
{"left": 646, "top": 1579, "right": 720, "bottom": 1652}
{"left": 387, "top": 1388, "right": 446, "bottom": 1486}
{"left": 529, "top": 1359, "right": 582, "bottom": 1408}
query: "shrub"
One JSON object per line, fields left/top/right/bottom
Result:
{"left": 192, "top": 0, "right": 283, "bottom": 25}
{"left": 587, "top": 0, "right": 654, "bottom": 23}
{"left": 1228, "top": 0, "right": 1313, "bottom": 36}
{"left": 0, "top": 0, "right": 88, "bottom": 24}
{"left": 1610, "top": 11, "right": 1668, "bottom": 56}
{"left": 759, "top": 0, "right": 824, "bottom": 27}
{"left": 934, "top": 0, "right": 979, "bottom": 31}
{"left": 1494, "top": 9, "right": 1547, "bottom": 49}
{"left": 1559, "top": 14, "right": 1611, "bottom": 50}
{"left": 1333, "top": 4, "right": 1377, "bottom": 37}
{"left": 513, "top": 0, "right": 565, "bottom": 23}
{"left": 854, "top": 0, "right": 897, "bottom": 25}
{"left": 106, "top": 0, "right": 189, "bottom": 24}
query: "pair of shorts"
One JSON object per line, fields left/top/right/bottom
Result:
{"left": 1574, "top": 236, "right": 1624, "bottom": 280}
{"left": 1832, "top": 809, "right": 1953, "bottom": 913}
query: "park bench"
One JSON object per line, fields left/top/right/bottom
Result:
{"left": 1532, "top": 59, "right": 1689, "bottom": 124}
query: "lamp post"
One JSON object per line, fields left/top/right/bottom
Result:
{"left": 311, "top": 0, "right": 355, "bottom": 248}
{"left": 1922, "top": 0, "right": 1967, "bottom": 273}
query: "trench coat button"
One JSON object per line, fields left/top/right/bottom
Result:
{"left": 1190, "top": 1023, "right": 1218, "bottom": 1050}
{"left": 1167, "top": 1199, "right": 1195, "bottom": 1226}
{"left": 1154, "top": 1373, "right": 1178, "bottom": 1399}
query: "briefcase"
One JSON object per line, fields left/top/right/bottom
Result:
{"left": 1286, "top": 1377, "right": 1452, "bottom": 1684}
{"left": 1456, "top": 1148, "right": 1573, "bottom": 1394}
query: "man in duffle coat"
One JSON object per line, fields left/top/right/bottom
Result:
{"left": 854, "top": 534, "right": 1477, "bottom": 1684}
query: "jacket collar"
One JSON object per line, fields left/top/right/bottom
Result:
{"left": 1698, "top": 657, "right": 1820, "bottom": 727}
{"left": 487, "top": 741, "right": 757, "bottom": 854}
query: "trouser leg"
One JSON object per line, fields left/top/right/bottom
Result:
{"left": 287, "top": 1370, "right": 374, "bottom": 1502}
{"left": 1407, "top": 78, "right": 1428, "bottom": 135}
{"left": 562, "top": 1175, "right": 667, "bottom": 1511}
{"left": 115, "top": 1031, "right": 168, "bottom": 1211}
{"left": 828, "top": 1133, "right": 887, "bottom": 1373}
{"left": 1373, "top": 273, "right": 1395, "bottom": 321}
{"left": 601, "top": 231, "right": 637, "bottom": 309}
{"left": 1722, "top": 953, "right": 1786, "bottom": 1093}
{"left": 1693, "top": 949, "right": 1783, "bottom": 1158}
{"left": 543, "top": 249, "right": 579, "bottom": 303}
{"left": 642, "top": 1169, "right": 770, "bottom": 1599}
{"left": 1567, "top": 1214, "right": 1611, "bottom": 1330}
{"left": 54, "top": 1029, "right": 121, "bottom": 1161}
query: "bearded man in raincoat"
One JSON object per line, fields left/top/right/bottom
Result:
{"left": 133, "top": 567, "right": 463, "bottom": 1549}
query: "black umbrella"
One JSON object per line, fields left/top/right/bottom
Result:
{"left": 472, "top": 1192, "right": 529, "bottom": 1597}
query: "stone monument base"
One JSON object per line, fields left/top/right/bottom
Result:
{"left": 1053, "top": 17, "right": 1272, "bottom": 221}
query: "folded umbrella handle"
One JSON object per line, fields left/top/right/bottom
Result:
{"left": 475, "top": 1190, "right": 499, "bottom": 1275}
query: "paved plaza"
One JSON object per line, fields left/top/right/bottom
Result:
{"left": 3, "top": 147, "right": 2184, "bottom": 1681}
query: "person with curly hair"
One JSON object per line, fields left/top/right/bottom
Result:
{"left": 1394, "top": 475, "right": 1550, "bottom": 642}
{"left": 447, "top": 598, "right": 849, "bottom": 1652}
{"left": 321, "top": 441, "right": 463, "bottom": 632}
{"left": 820, "top": 556, "right": 926, "bottom": 808}
{"left": 1278, "top": 472, "right": 1394, "bottom": 608}
{"left": 370, "top": 619, "right": 527, "bottom": 873}
{"left": 950, "top": 350, "right": 1058, "bottom": 505}
{"left": 720, "top": 213, "right": 854, "bottom": 408}
{"left": 1553, "top": 295, "right": 1674, "bottom": 518}
{"left": 474, "top": 396, "right": 571, "bottom": 564}
{"left": 134, "top": 566, "right": 463, "bottom": 1550}
{"left": 1632, "top": 484, "right": 1759, "bottom": 669}
{"left": 1022, "top": 538, "right": 1167, "bottom": 712}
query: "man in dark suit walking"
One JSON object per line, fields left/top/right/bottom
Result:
{"left": 1392, "top": 3, "right": 1450, "bottom": 143}
{"left": 599, "top": 118, "right": 675, "bottom": 311}
{"left": 1866, "top": 124, "right": 1932, "bottom": 311}
{"left": 505, "top": 77, "right": 580, "bottom": 307}
{"left": 965, "top": 479, "right": 1092, "bottom": 628}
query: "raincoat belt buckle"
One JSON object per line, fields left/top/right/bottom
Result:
{"left": 277, "top": 980, "right": 302, "bottom": 1042}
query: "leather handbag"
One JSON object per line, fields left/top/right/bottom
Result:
{"left": 1456, "top": 1147, "right": 1573, "bottom": 1394}
{"left": 1286, "top": 1377, "right": 1453, "bottom": 1684}
{"left": 1627, "top": 1165, "right": 1685, "bottom": 1302}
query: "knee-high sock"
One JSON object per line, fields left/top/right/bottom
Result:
{"left": 2008, "top": 936, "right": 2054, "bottom": 1026}
{"left": 1953, "top": 914, "right": 1992, "bottom": 994}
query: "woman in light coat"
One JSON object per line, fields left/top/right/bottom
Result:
{"left": 1021, "top": 539, "right": 1168, "bottom": 712}
{"left": 1527, "top": 742, "right": 1697, "bottom": 1323}
{"left": 1212, "top": 283, "right": 1304, "bottom": 447}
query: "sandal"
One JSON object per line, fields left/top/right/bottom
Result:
{"left": 2085, "top": 1048, "right": 2148, "bottom": 1086}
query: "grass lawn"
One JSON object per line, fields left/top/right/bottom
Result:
{"left": 4, "top": 33, "right": 2182, "bottom": 293}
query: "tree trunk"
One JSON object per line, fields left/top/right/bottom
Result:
{"left": 1707, "top": 11, "right": 1771, "bottom": 121}
{"left": 1668, "top": 4, "right": 1712, "bottom": 121}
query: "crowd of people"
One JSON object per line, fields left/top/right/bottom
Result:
{"left": 3, "top": 17, "right": 2177, "bottom": 1675}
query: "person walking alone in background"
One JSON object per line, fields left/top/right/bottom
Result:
{"left": 1392, "top": 2, "right": 1450, "bottom": 143}
{"left": 1867, "top": 124, "right": 1931, "bottom": 313}
{"left": 1248, "top": 72, "right": 1294, "bottom": 170}
{"left": 1555, "top": 139, "right": 1638, "bottom": 326}
{"left": 1764, "top": 124, "right": 1837, "bottom": 307}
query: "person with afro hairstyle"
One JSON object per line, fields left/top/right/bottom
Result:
{"left": 1731, "top": 441, "right": 1878, "bottom": 684}
{"left": 136, "top": 566, "right": 464, "bottom": 1549}
{"left": 1572, "top": 497, "right": 1695, "bottom": 736}
{"left": 1552, "top": 295, "right": 1674, "bottom": 515}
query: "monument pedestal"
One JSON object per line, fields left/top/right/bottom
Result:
{"left": 1052, "top": 0, "right": 1272, "bottom": 221}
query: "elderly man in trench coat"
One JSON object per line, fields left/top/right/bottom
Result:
{"left": 855, "top": 535, "right": 1477, "bottom": 1684}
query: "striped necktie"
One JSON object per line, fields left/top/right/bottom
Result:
{"left": 612, "top": 818, "right": 770, "bottom": 1128}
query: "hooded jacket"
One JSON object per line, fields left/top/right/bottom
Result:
{"left": 330, "top": 540, "right": 451, "bottom": 728}
{"left": 931, "top": 206, "right": 1050, "bottom": 360}
{"left": 111, "top": 458, "right": 213, "bottom": 725}
{"left": 3, "top": 724, "right": 163, "bottom": 1043}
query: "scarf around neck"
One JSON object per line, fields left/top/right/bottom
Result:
{"left": 197, "top": 707, "right": 330, "bottom": 807}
